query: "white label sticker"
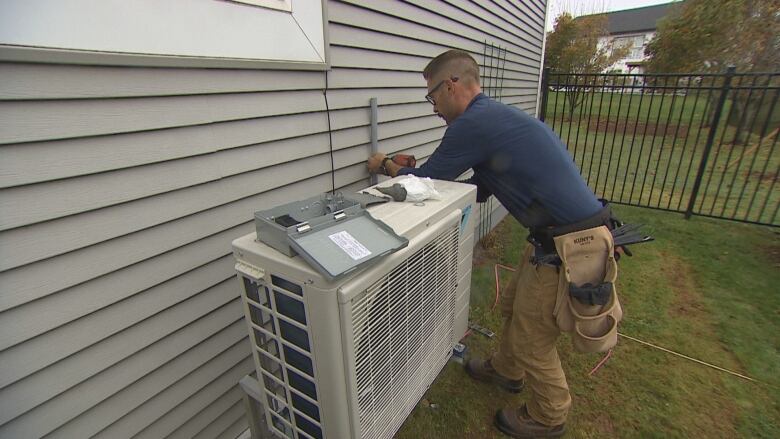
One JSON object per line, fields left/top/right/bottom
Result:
{"left": 329, "top": 231, "right": 372, "bottom": 261}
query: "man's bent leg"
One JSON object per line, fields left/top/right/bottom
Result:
{"left": 491, "top": 254, "right": 571, "bottom": 426}
{"left": 464, "top": 246, "right": 530, "bottom": 391}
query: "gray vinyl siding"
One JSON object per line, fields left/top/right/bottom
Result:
{"left": 0, "top": 1, "right": 547, "bottom": 437}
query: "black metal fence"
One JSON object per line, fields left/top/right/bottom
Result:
{"left": 540, "top": 67, "right": 780, "bottom": 227}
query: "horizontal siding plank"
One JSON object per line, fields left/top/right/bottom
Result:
{"left": 93, "top": 356, "right": 252, "bottom": 439}
{"left": 0, "top": 164, "right": 328, "bottom": 310}
{"left": 0, "top": 164, "right": 360, "bottom": 313}
{"left": 379, "top": 127, "right": 445, "bottom": 154}
{"left": 338, "top": 177, "right": 373, "bottom": 195}
{"left": 0, "top": 132, "right": 330, "bottom": 233}
{"left": 333, "top": 143, "right": 374, "bottom": 170}
{"left": 379, "top": 102, "right": 432, "bottom": 122}
{"left": 0, "top": 112, "right": 329, "bottom": 189}
{"left": 0, "top": 229, "right": 244, "bottom": 387}
{"left": 0, "top": 254, "right": 233, "bottom": 367}
{"left": 215, "top": 411, "right": 250, "bottom": 439}
{"left": 325, "top": 87, "right": 426, "bottom": 108}
{"left": 1, "top": 321, "right": 248, "bottom": 439}
{"left": 329, "top": 22, "right": 448, "bottom": 59}
{"left": 2, "top": 138, "right": 404, "bottom": 272}
{"left": 335, "top": 0, "right": 539, "bottom": 61}
{"left": 0, "top": 286, "right": 241, "bottom": 425}
{"left": 513, "top": 0, "right": 547, "bottom": 22}
{"left": 142, "top": 384, "right": 244, "bottom": 439}
{"left": 331, "top": 124, "right": 370, "bottom": 150}
{"left": 380, "top": 116, "right": 441, "bottom": 140}
{"left": 47, "top": 343, "right": 251, "bottom": 439}
{"left": 436, "top": 0, "right": 544, "bottom": 46}
{"left": 0, "top": 123, "right": 393, "bottom": 269}
{"left": 443, "top": 0, "right": 543, "bottom": 42}
{"left": 333, "top": 161, "right": 373, "bottom": 189}
{"left": 326, "top": 67, "right": 425, "bottom": 89}
{"left": 330, "top": 42, "right": 536, "bottom": 80}
{"left": 0, "top": 154, "right": 221, "bottom": 232}
{"left": 329, "top": 45, "right": 428, "bottom": 72}
{"left": 0, "top": 90, "right": 325, "bottom": 145}
{"left": 472, "top": 0, "right": 545, "bottom": 40}
{"left": 330, "top": 21, "right": 538, "bottom": 74}
{"left": 195, "top": 401, "right": 246, "bottom": 439}
{"left": 329, "top": 2, "right": 541, "bottom": 68}
{"left": 0, "top": 63, "right": 324, "bottom": 100}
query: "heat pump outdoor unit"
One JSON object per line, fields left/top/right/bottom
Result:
{"left": 232, "top": 177, "right": 477, "bottom": 439}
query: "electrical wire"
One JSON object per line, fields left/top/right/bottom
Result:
{"left": 617, "top": 333, "right": 767, "bottom": 385}
{"left": 323, "top": 70, "right": 336, "bottom": 194}
{"left": 588, "top": 349, "right": 613, "bottom": 376}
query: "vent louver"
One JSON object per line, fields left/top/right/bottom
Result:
{"left": 349, "top": 225, "right": 459, "bottom": 439}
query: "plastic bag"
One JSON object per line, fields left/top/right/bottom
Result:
{"left": 397, "top": 175, "right": 442, "bottom": 202}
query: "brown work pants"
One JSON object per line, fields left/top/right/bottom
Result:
{"left": 491, "top": 244, "right": 571, "bottom": 427}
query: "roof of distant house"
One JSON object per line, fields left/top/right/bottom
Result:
{"left": 578, "top": 2, "right": 681, "bottom": 35}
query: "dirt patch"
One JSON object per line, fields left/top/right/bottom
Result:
{"left": 590, "top": 413, "right": 616, "bottom": 436}
{"left": 473, "top": 221, "right": 510, "bottom": 266}
{"left": 587, "top": 118, "right": 689, "bottom": 139}
{"left": 746, "top": 169, "right": 778, "bottom": 184}
{"left": 663, "top": 252, "right": 708, "bottom": 318}
{"left": 759, "top": 240, "right": 780, "bottom": 268}
{"left": 659, "top": 253, "right": 742, "bottom": 435}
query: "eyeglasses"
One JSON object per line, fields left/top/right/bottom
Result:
{"left": 425, "top": 76, "right": 459, "bottom": 105}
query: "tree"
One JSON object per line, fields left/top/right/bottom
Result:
{"left": 645, "top": 0, "right": 779, "bottom": 74}
{"left": 544, "top": 12, "right": 628, "bottom": 119}
{"left": 645, "top": 0, "right": 780, "bottom": 135}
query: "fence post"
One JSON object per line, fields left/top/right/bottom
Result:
{"left": 539, "top": 67, "right": 551, "bottom": 122}
{"left": 684, "top": 66, "right": 736, "bottom": 219}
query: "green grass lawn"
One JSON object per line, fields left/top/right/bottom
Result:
{"left": 396, "top": 206, "right": 780, "bottom": 438}
{"left": 544, "top": 90, "right": 779, "bottom": 226}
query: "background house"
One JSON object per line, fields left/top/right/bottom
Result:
{"left": 0, "top": 1, "right": 547, "bottom": 437}
{"left": 589, "top": 2, "right": 679, "bottom": 73}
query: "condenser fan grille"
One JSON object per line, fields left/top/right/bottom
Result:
{"left": 349, "top": 224, "right": 459, "bottom": 439}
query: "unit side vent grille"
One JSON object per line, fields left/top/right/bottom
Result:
{"left": 350, "top": 224, "right": 459, "bottom": 439}
{"left": 241, "top": 275, "right": 323, "bottom": 439}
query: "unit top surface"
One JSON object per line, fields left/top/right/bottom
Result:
{"left": 232, "top": 177, "right": 476, "bottom": 285}
{"left": 359, "top": 177, "right": 476, "bottom": 236}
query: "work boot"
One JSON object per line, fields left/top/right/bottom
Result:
{"left": 495, "top": 404, "right": 566, "bottom": 438}
{"left": 464, "top": 357, "right": 524, "bottom": 393}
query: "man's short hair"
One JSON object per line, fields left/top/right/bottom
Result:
{"left": 423, "top": 50, "right": 480, "bottom": 85}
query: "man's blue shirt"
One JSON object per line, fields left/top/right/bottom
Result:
{"left": 398, "top": 93, "right": 602, "bottom": 228}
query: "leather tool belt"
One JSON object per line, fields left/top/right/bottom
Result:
{"left": 552, "top": 225, "right": 623, "bottom": 353}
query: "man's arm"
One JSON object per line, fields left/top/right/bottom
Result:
{"left": 367, "top": 118, "right": 484, "bottom": 180}
{"left": 399, "top": 119, "right": 485, "bottom": 180}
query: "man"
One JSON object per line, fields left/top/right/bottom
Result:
{"left": 367, "top": 50, "right": 609, "bottom": 438}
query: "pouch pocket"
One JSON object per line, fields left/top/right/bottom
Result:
{"left": 553, "top": 226, "right": 622, "bottom": 353}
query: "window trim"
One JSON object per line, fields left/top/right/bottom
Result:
{"left": 230, "top": 0, "right": 292, "bottom": 12}
{"left": 0, "top": 0, "right": 329, "bottom": 71}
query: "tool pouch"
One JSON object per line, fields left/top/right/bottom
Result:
{"left": 552, "top": 225, "right": 622, "bottom": 353}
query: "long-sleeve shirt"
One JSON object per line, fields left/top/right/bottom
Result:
{"left": 398, "top": 93, "right": 602, "bottom": 228}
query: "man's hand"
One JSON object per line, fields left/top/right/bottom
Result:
{"left": 367, "top": 152, "right": 387, "bottom": 174}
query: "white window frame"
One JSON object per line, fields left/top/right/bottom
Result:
{"left": 0, "top": 0, "right": 329, "bottom": 70}
{"left": 230, "top": 0, "right": 292, "bottom": 12}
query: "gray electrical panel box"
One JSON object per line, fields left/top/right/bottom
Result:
{"left": 253, "top": 193, "right": 408, "bottom": 280}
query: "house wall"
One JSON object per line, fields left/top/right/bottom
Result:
{"left": 0, "top": 1, "right": 547, "bottom": 437}
{"left": 599, "top": 31, "right": 656, "bottom": 73}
